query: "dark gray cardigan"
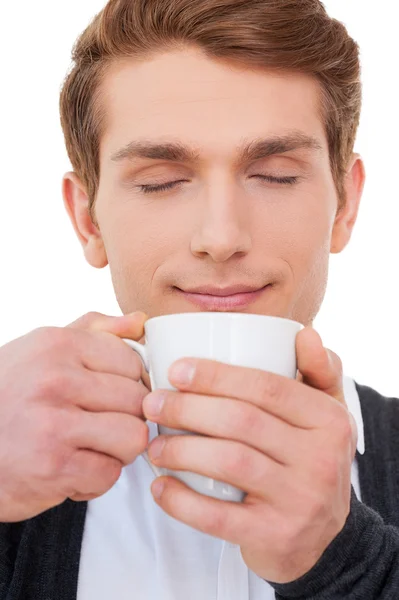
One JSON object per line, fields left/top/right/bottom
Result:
{"left": 1, "top": 383, "right": 399, "bottom": 599}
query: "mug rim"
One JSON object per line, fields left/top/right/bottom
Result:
{"left": 145, "top": 312, "right": 303, "bottom": 328}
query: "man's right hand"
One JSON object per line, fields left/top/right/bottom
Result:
{"left": 0, "top": 311, "right": 150, "bottom": 523}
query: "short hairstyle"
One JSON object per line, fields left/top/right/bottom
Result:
{"left": 60, "top": 0, "right": 361, "bottom": 223}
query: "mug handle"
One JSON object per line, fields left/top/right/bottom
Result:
{"left": 122, "top": 338, "right": 150, "bottom": 371}
{"left": 122, "top": 338, "right": 166, "bottom": 479}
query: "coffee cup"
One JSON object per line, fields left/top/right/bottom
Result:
{"left": 123, "top": 312, "right": 303, "bottom": 502}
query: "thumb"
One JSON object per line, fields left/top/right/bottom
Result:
{"left": 67, "top": 310, "right": 149, "bottom": 341}
{"left": 296, "top": 327, "right": 345, "bottom": 406}
{"left": 296, "top": 327, "right": 358, "bottom": 457}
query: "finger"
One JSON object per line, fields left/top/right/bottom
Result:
{"left": 62, "top": 449, "right": 123, "bottom": 499}
{"left": 67, "top": 310, "right": 149, "bottom": 380}
{"left": 296, "top": 329, "right": 358, "bottom": 452}
{"left": 150, "top": 475, "right": 251, "bottom": 546}
{"left": 167, "top": 358, "right": 338, "bottom": 428}
{"left": 61, "top": 326, "right": 147, "bottom": 382}
{"left": 143, "top": 391, "right": 301, "bottom": 464}
{"left": 69, "top": 370, "right": 149, "bottom": 417}
{"left": 67, "top": 310, "right": 148, "bottom": 339}
{"left": 69, "top": 412, "right": 149, "bottom": 465}
{"left": 296, "top": 328, "right": 345, "bottom": 405}
{"left": 148, "top": 434, "right": 290, "bottom": 500}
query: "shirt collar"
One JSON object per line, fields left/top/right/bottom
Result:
{"left": 343, "top": 375, "right": 365, "bottom": 455}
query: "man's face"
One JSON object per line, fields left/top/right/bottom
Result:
{"left": 64, "top": 48, "right": 364, "bottom": 325}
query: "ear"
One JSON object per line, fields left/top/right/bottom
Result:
{"left": 62, "top": 172, "right": 108, "bottom": 268}
{"left": 330, "top": 154, "right": 366, "bottom": 254}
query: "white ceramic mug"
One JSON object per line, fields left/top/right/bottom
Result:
{"left": 123, "top": 312, "right": 303, "bottom": 502}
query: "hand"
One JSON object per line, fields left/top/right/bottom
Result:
{"left": 0, "top": 311, "right": 150, "bottom": 522}
{"left": 142, "top": 327, "right": 357, "bottom": 584}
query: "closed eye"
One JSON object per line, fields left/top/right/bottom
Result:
{"left": 253, "top": 175, "right": 299, "bottom": 185}
{"left": 138, "top": 175, "right": 299, "bottom": 194}
{"left": 138, "top": 180, "right": 188, "bottom": 194}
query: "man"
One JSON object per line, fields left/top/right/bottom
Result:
{"left": 0, "top": 0, "right": 398, "bottom": 598}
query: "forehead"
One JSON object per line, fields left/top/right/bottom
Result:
{"left": 99, "top": 48, "right": 328, "bottom": 162}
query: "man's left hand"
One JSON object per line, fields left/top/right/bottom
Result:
{"left": 142, "top": 327, "right": 358, "bottom": 584}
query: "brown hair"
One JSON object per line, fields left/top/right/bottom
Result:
{"left": 59, "top": 0, "right": 362, "bottom": 223}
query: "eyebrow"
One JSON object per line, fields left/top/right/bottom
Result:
{"left": 110, "top": 132, "right": 323, "bottom": 166}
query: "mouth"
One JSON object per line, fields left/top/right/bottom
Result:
{"left": 174, "top": 284, "right": 272, "bottom": 311}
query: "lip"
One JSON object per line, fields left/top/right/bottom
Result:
{"left": 179, "top": 284, "right": 267, "bottom": 296}
{"left": 175, "top": 284, "right": 271, "bottom": 311}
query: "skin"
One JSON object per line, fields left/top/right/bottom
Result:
{"left": 63, "top": 47, "right": 366, "bottom": 583}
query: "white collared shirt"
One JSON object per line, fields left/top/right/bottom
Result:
{"left": 77, "top": 375, "right": 364, "bottom": 600}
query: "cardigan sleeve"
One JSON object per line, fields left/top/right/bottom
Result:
{"left": 0, "top": 500, "right": 87, "bottom": 600}
{"left": 0, "top": 520, "right": 25, "bottom": 597}
{"left": 266, "top": 486, "right": 399, "bottom": 599}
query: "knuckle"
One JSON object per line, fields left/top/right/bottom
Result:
{"left": 34, "top": 326, "right": 56, "bottom": 338}
{"left": 100, "top": 459, "right": 123, "bottom": 489}
{"left": 117, "top": 419, "right": 148, "bottom": 465}
{"left": 35, "top": 408, "right": 80, "bottom": 475}
{"left": 133, "top": 421, "right": 149, "bottom": 454}
{"left": 85, "top": 311, "right": 103, "bottom": 320}
{"left": 69, "top": 312, "right": 104, "bottom": 329}
{"left": 36, "top": 453, "right": 66, "bottom": 482}
{"left": 130, "top": 382, "right": 148, "bottom": 413}
{"left": 34, "top": 326, "right": 68, "bottom": 353}
{"left": 221, "top": 444, "right": 253, "bottom": 480}
{"left": 65, "top": 456, "right": 122, "bottom": 499}
{"left": 130, "top": 352, "right": 146, "bottom": 380}
{"left": 202, "top": 508, "right": 229, "bottom": 538}
{"left": 254, "top": 371, "right": 281, "bottom": 406}
{"left": 34, "top": 425, "right": 69, "bottom": 481}
{"left": 35, "top": 457, "right": 56, "bottom": 482}
{"left": 84, "top": 311, "right": 106, "bottom": 328}
{"left": 37, "top": 408, "right": 69, "bottom": 448}
{"left": 229, "top": 404, "right": 259, "bottom": 440}
{"left": 34, "top": 369, "right": 72, "bottom": 401}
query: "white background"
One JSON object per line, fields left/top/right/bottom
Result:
{"left": 0, "top": 1, "right": 397, "bottom": 396}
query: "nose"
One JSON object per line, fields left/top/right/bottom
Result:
{"left": 190, "top": 185, "right": 252, "bottom": 263}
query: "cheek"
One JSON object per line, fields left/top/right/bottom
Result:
{"left": 103, "top": 196, "right": 179, "bottom": 258}
{"left": 288, "top": 216, "right": 332, "bottom": 272}
{"left": 99, "top": 200, "right": 190, "bottom": 308}
{"left": 275, "top": 195, "right": 334, "bottom": 319}
{"left": 108, "top": 218, "right": 175, "bottom": 277}
{"left": 262, "top": 204, "right": 332, "bottom": 266}
{"left": 260, "top": 186, "right": 334, "bottom": 293}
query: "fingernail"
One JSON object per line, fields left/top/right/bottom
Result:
{"left": 144, "top": 392, "right": 165, "bottom": 417}
{"left": 152, "top": 478, "right": 165, "bottom": 499}
{"left": 148, "top": 437, "right": 166, "bottom": 461}
{"left": 169, "top": 360, "right": 196, "bottom": 386}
